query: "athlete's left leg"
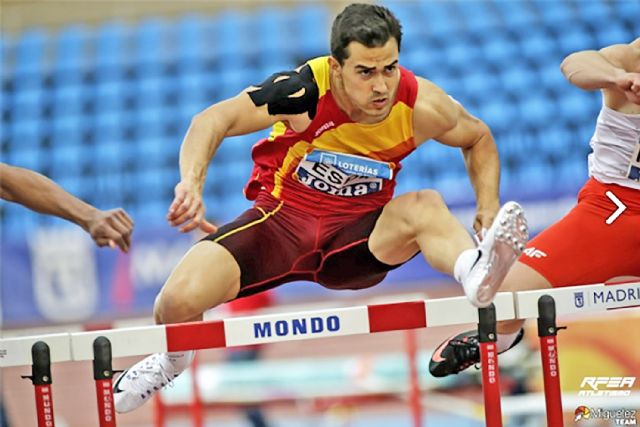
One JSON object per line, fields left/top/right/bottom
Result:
{"left": 368, "top": 189, "right": 528, "bottom": 307}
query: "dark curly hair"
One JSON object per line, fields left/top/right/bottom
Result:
{"left": 330, "top": 3, "right": 403, "bottom": 65}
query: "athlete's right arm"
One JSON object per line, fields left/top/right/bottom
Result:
{"left": 168, "top": 65, "right": 319, "bottom": 233}
{"left": 560, "top": 38, "right": 640, "bottom": 101}
{"left": 167, "top": 93, "right": 283, "bottom": 233}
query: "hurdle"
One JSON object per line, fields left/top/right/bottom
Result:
{"left": 2, "top": 280, "right": 639, "bottom": 426}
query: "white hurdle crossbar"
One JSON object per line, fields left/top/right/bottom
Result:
{"left": 2, "top": 293, "right": 516, "bottom": 367}
{"left": 515, "top": 280, "right": 640, "bottom": 319}
{"left": 3, "top": 281, "right": 640, "bottom": 367}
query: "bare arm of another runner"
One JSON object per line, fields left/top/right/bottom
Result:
{"left": 169, "top": 67, "right": 314, "bottom": 233}
{"left": 413, "top": 78, "right": 501, "bottom": 235}
{"left": 560, "top": 38, "right": 640, "bottom": 103}
{"left": 0, "top": 163, "right": 134, "bottom": 252}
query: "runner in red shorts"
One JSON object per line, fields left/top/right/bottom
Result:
{"left": 430, "top": 38, "right": 640, "bottom": 377}
{"left": 113, "top": 4, "right": 530, "bottom": 411}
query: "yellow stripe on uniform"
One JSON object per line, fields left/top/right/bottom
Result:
{"left": 213, "top": 202, "right": 284, "bottom": 243}
{"left": 268, "top": 121, "right": 288, "bottom": 142}
{"left": 271, "top": 141, "right": 311, "bottom": 198}
{"left": 307, "top": 56, "right": 330, "bottom": 97}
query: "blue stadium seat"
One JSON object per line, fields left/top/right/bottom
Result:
{"left": 558, "top": 91, "right": 598, "bottom": 125}
{"left": 255, "top": 7, "right": 291, "bottom": 66}
{"left": 520, "top": 31, "right": 558, "bottom": 62}
{"left": 215, "top": 11, "right": 253, "bottom": 65}
{"left": 479, "top": 96, "right": 519, "bottom": 134}
{"left": 12, "top": 87, "right": 44, "bottom": 120}
{"left": 292, "top": 5, "right": 330, "bottom": 58}
{"left": 176, "top": 14, "right": 209, "bottom": 71}
{"left": 52, "top": 26, "right": 91, "bottom": 83}
{"left": 136, "top": 106, "right": 169, "bottom": 138}
{"left": 445, "top": 37, "right": 482, "bottom": 67}
{"left": 556, "top": 157, "right": 588, "bottom": 194}
{"left": 8, "top": 146, "right": 43, "bottom": 171}
{"left": 388, "top": 2, "right": 429, "bottom": 52}
{"left": 94, "top": 110, "right": 128, "bottom": 143}
{"left": 538, "top": 63, "right": 569, "bottom": 95}
{"left": 14, "top": 29, "right": 47, "bottom": 77}
{"left": 56, "top": 174, "right": 89, "bottom": 200}
{"left": 538, "top": 125, "right": 573, "bottom": 161}
{"left": 492, "top": 0, "right": 536, "bottom": 29}
{"left": 2, "top": 204, "right": 40, "bottom": 238}
{"left": 177, "top": 69, "right": 215, "bottom": 105}
{"left": 94, "top": 140, "right": 128, "bottom": 171}
{"left": 594, "top": 23, "right": 631, "bottom": 48}
{"left": 135, "top": 137, "right": 176, "bottom": 167}
{"left": 134, "top": 18, "right": 171, "bottom": 76}
{"left": 533, "top": 0, "right": 574, "bottom": 27}
{"left": 417, "top": 1, "right": 459, "bottom": 36}
{"left": 461, "top": 70, "right": 500, "bottom": 105}
{"left": 95, "top": 22, "right": 130, "bottom": 79}
{"left": 136, "top": 75, "right": 169, "bottom": 106}
{"left": 557, "top": 26, "right": 595, "bottom": 56}
{"left": 217, "top": 193, "right": 252, "bottom": 221}
{"left": 51, "top": 114, "right": 86, "bottom": 146}
{"left": 500, "top": 65, "right": 536, "bottom": 97}
{"left": 135, "top": 169, "right": 166, "bottom": 201}
{"left": 519, "top": 95, "right": 557, "bottom": 129}
{"left": 482, "top": 35, "right": 518, "bottom": 66}
{"left": 575, "top": 0, "right": 613, "bottom": 22}
{"left": 1, "top": 34, "right": 14, "bottom": 79}
{"left": 9, "top": 118, "right": 44, "bottom": 150}
{"left": 94, "top": 79, "right": 129, "bottom": 113}
{"left": 428, "top": 74, "right": 457, "bottom": 95}
{"left": 402, "top": 49, "right": 440, "bottom": 78}
{"left": 52, "top": 84, "right": 85, "bottom": 116}
{"left": 131, "top": 198, "right": 168, "bottom": 223}
{"left": 217, "top": 68, "right": 255, "bottom": 100}
{"left": 513, "top": 162, "right": 554, "bottom": 198}
{"left": 94, "top": 172, "right": 126, "bottom": 206}
{"left": 452, "top": 0, "right": 499, "bottom": 35}
{"left": 615, "top": 0, "right": 640, "bottom": 21}
{"left": 50, "top": 144, "right": 87, "bottom": 178}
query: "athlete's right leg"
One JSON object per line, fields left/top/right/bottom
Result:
{"left": 154, "top": 241, "right": 241, "bottom": 324}
{"left": 115, "top": 194, "right": 306, "bottom": 413}
{"left": 114, "top": 242, "right": 241, "bottom": 413}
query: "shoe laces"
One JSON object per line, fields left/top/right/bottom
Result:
{"left": 134, "top": 356, "right": 177, "bottom": 393}
{"left": 450, "top": 335, "right": 481, "bottom": 372}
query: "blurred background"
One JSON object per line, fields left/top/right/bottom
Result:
{"left": 1, "top": 1, "right": 639, "bottom": 426}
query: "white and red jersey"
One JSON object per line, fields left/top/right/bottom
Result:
{"left": 520, "top": 104, "right": 640, "bottom": 287}
{"left": 588, "top": 104, "right": 640, "bottom": 190}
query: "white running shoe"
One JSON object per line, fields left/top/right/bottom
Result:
{"left": 113, "top": 353, "right": 180, "bottom": 413}
{"left": 462, "top": 201, "right": 528, "bottom": 308}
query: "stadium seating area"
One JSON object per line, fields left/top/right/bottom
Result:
{"left": 1, "top": 0, "right": 638, "bottom": 236}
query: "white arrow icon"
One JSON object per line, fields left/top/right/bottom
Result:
{"left": 605, "top": 191, "right": 627, "bottom": 224}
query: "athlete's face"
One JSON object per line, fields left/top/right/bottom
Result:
{"left": 332, "top": 38, "right": 401, "bottom": 121}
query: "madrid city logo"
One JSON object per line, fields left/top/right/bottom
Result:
{"left": 574, "top": 291, "right": 585, "bottom": 308}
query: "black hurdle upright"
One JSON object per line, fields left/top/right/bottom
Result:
{"left": 478, "top": 303, "right": 503, "bottom": 427}
{"left": 93, "top": 336, "right": 117, "bottom": 427}
{"left": 537, "top": 295, "right": 565, "bottom": 427}
{"left": 21, "top": 341, "right": 55, "bottom": 427}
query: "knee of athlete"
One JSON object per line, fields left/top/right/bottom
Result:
{"left": 153, "top": 287, "right": 198, "bottom": 325}
{"left": 409, "top": 189, "right": 448, "bottom": 227}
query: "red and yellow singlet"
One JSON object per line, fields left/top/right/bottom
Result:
{"left": 244, "top": 56, "right": 419, "bottom": 214}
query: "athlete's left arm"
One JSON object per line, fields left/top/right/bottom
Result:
{"left": 413, "top": 78, "right": 500, "bottom": 232}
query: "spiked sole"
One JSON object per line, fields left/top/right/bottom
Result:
{"left": 475, "top": 201, "right": 529, "bottom": 307}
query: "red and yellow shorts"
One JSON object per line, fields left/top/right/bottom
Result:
{"left": 519, "top": 178, "right": 640, "bottom": 287}
{"left": 202, "top": 192, "right": 404, "bottom": 299}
